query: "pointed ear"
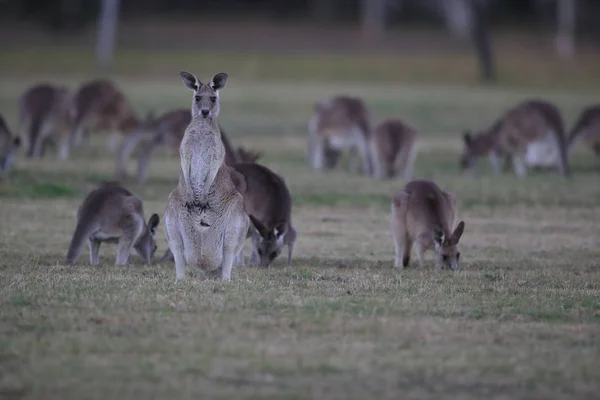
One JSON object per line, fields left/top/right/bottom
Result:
{"left": 463, "top": 131, "right": 473, "bottom": 146}
{"left": 180, "top": 71, "right": 200, "bottom": 91}
{"left": 249, "top": 214, "right": 268, "bottom": 237}
{"left": 273, "top": 221, "right": 287, "bottom": 239}
{"left": 210, "top": 73, "right": 228, "bottom": 91}
{"left": 13, "top": 137, "right": 21, "bottom": 147}
{"left": 449, "top": 221, "right": 465, "bottom": 244}
{"left": 148, "top": 213, "right": 160, "bottom": 234}
{"left": 432, "top": 226, "right": 444, "bottom": 246}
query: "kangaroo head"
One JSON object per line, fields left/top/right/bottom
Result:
{"left": 180, "top": 71, "right": 228, "bottom": 119}
{"left": 460, "top": 130, "right": 490, "bottom": 170}
{"left": 249, "top": 215, "right": 287, "bottom": 267}
{"left": 134, "top": 213, "right": 160, "bottom": 263}
{"left": 432, "top": 221, "right": 465, "bottom": 271}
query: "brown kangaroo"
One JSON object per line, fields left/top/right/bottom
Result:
{"left": 567, "top": 104, "right": 600, "bottom": 167}
{"left": 163, "top": 71, "right": 249, "bottom": 281}
{"left": 370, "top": 119, "right": 419, "bottom": 180}
{"left": 460, "top": 99, "right": 570, "bottom": 178}
{"left": 0, "top": 115, "right": 21, "bottom": 176}
{"left": 391, "top": 180, "right": 465, "bottom": 270}
{"left": 307, "top": 95, "right": 372, "bottom": 175}
{"left": 66, "top": 182, "right": 160, "bottom": 265}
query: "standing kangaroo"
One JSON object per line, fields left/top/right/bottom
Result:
{"left": 66, "top": 183, "right": 160, "bottom": 265}
{"left": 163, "top": 71, "right": 249, "bottom": 281}
{"left": 307, "top": 95, "right": 372, "bottom": 176}
{"left": 17, "top": 83, "right": 72, "bottom": 159}
{"left": 233, "top": 163, "right": 296, "bottom": 267}
{"left": 567, "top": 104, "right": 600, "bottom": 167}
{"left": 0, "top": 115, "right": 21, "bottom": 176}
{"left": 460, "top": 99, "right": 570, "bottom": 178}
{"left": 370, "top": 119, "right": 419, "bottom": 180}
{"left": 391, "top": 180, "right": 465, "bottom": 270}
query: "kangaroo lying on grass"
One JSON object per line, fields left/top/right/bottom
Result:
{"left": 370, "top": 118, "right": 419, "bottom": 180}
{"left": 163, "top": 71, "right": 248, "bottom": 281}
{"left": 0, "top": 114, "right": 21, "bottom": 176}
{"left": 66, "top": 182, "right": 160, "bottom": 265}
{"left": 391, "top": 180, "right": 465, "bottom": 270}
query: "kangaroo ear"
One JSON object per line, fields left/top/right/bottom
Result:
{"left": 432, "top": 226, "right": 444, "bottom": 246}
{"left": 273, "top": 221, "right": 287, "bottom": 239}
{"left": 210, "top": 73, "right": 228, "bottom": 91}
{"left": 450, "top": 221, "right": 465, "bottom": 244}
{"left": 180, "top": 71, "right": 200, "bottom": 91}
{"left": 463, "top": 131, "right": 473, "bottom": 146}
{"left": 148, "top": 213, "right": 160, "bottom": 234}
{"left": 249, "top": 214, "right": 268, "bottom": 237}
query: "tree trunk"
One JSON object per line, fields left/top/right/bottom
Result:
{"left": 442, "top": 0, "right": 471, "bottom": 38}
{"left": 556, "top": 0, "right": 575, "bottom": 58}
{"left": 361, "top": 0, "right": 386, "bottom": 41}
{"left": 311, "top": 0, "right": 335, "bottom": 23}
{"left": 469, "top": 0, "right": 495, "bottom": 82}
{"left": 96, "top": 0, "right": 120, "bottom": 69}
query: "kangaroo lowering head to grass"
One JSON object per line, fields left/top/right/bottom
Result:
{"left": 232, "top": 163, "right": 296, "bottom": 267}
{"left": 163, "top": 71, "right": 249, "bottom": 281}
{"left": 391, "top": 180, "right": 465, "bottom": 271}
{"left": 370, "top": 119, "right": 419, "bottom": 180}
{"left": 460, "top": 99, "right": 570, "bottom": 178}
{"left": 66, "top": 182, "right": 160, "bottom": 265}
{"left": 0, "top": 114, "right": 21, "bottom": 176}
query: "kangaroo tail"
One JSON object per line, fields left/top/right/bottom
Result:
{"left": 66, "top": 219, "right": 95, "bottom": 264}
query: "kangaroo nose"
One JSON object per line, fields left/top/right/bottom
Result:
{"left": 201, "top": 109, "right": 209, "bottom": 117}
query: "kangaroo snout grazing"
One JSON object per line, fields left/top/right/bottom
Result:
{"left": 66, "top": 183, "right": 160, "bottom": 266}
{"left": 164, "top": 71, "right": 249, "bottom": 281}
{"left": 391, "top": 180, "right": 465, "bottom": 271}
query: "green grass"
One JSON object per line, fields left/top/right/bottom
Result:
{"left": 1, "top": 69, "right": 600, "bottom": 399}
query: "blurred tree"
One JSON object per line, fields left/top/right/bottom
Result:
{"left": 361, "top": 0, "right": 386, "bottom": 40}
{"left": 311, "top": 0, "right": 336, "bottom": 23}
{"left": 469, "top": 0, "right": 495, "bottom": 82}
{"left": 96, "top": 0, "right": 120, "bottom": 68}
{"left": 442, "top": 0, "right": 471, "bottom": 38}
{"left": 556, "top": 0, "right": 576, "bottom": 57}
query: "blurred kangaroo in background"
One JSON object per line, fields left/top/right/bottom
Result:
{"left": 307, "top": 95, "right": 372, "bottom": 176}
{"left": 567, "top": 104, "right": 600, "bottom": 168}
{"left": 233, "top": 163, "right": 296, "bottom": 267}
{"left": 66, "top": 182, "right": 160, "bottom": 266}
{"left": 0, "top": 114, "right": 21, "bottom": 176}
{"left": 17, "top": 83, "right": 72, "bottom": 159}
{"left": 163, "top": 71, "right": 248, "bottom": 281}
{"left": 391, "top": 180, "right": 465, "bottom": 271}
{"left": 460, "top": 99, "right": 570, "bottom": 178}
{"left": 67, "top": 79, "right": 139, "bottom": 159}
{"left": 370, "top": 119, "right": 419, "bottom": 180}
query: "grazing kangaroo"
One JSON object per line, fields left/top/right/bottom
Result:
{"left": 567, "top": 104, "right": 600, "bottom": 166}
{"left": 232, "top": 163, "right": 296, "bottom": 267}
{"left": 17, "top": 83, "right": 72, "bottom": 159}
{"left": 163, "top": 71, "right": 249, "bottom": 281}
{"left": 0, "top": 115, "right": 21, "bottom": 175}
{"left": 370, "top": 119, "right": 419, "bottom": 180}
{"left": 460, "top": 99, "right": 570, "bottom": 178}
{"left": 66, "top": 183, "right": 160, "bottom": 265}
{"left": 307, "top": 95, "right": 372, "bottom": 176}
{"left": 67, "top": 79, "right": 139, "bottom": 159}
{"left": 391, "top": 180, "right": 465, "bottom": 270}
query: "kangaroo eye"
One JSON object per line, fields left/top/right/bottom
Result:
{"left": 210, "top": 96, "right": 217, "bottom": 103}
{"left": 195, "top": 95, "right": 201, "bottom": 101}
{"left": 258, "top": 249, "right": 263, "bottom": 256}
{"left": 442, "top": 255, "right": 449, "bottom": 262}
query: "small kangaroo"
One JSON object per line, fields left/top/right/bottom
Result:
{"left": 307, "top": 95, "right": 372, "bottom": 176}
{"left": 163, "top": 71, "right": 249, "bottom": 281}
{"left": 232, "top": 163, "right": 296, "bottom": 267}
{"left": 567, "top": 104, "right": 600, "bottom": 167}
{"left": 391, "top": 180, "right": 465, "bottom": 270}
{"left": 17, "top": 83, "right": 72, "bottom": 159}
{"left": 460, "top": 99, "right": 570, "bottom": 178}
{"left": 0, "top": 115, "right": 21, "bottom": 175}
{"left": 66, "top": 183, "right": 160, "bottom": 265}
{"left": 67, "top": 79, "right": 139, "bottom": 159}
{"left": 370, "top": 119, "right": 419, "bottom": 180}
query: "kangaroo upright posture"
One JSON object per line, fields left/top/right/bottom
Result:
{"left": 66, "top": 183, "right": 160, "bottom": 265}
{"left": 307, "top": 95, "right": 372, "bottom": 176}
{"left": 163, "top": 71, "right": 249, "bottom": 281}
{"left": 17, "top": 83, "right": 72, "bottom": 159}
{"left": 232, "top": 163, "right": 296, "bottom": 267}
{"left": 67, "top": 79, "right": 139, "bottom": 159}
{"left": 567, "top": 104, "right": 600, "bottom": 167}
{"left": 391, "top": 180, "right": 465, "bottom": 270}
{"left": 0, "top": 115, "right": 21, "bottom": 175}
{"left": 460, "top": 99, "right": 570, "bottom": 178}
{"left": 370, "top": 119, "right": 419, "bottom": 180}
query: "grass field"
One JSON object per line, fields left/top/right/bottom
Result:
{"left": 1, "top": 65, "right": 600, "bottom": 399}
